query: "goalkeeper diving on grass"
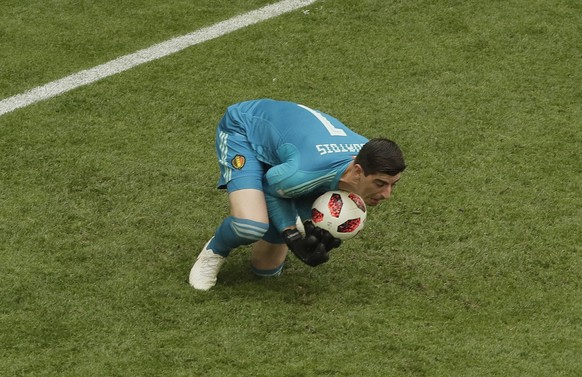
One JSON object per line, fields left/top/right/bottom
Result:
{"left": 189, "top": 99, "right": 406, "bottom": 290}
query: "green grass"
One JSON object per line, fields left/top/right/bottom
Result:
{"left": 1, "top": 0, "right": 581, "bottom": 376}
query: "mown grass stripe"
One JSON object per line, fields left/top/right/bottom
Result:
{"left": 0, "top": 0, "right": 317, "bottom": 117}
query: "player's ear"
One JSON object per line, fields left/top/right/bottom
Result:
{"left": 353, "top": 163, "right": 365, "bottom": 177}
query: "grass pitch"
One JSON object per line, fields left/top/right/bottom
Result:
{"left": 1, "top": 0, "right": 581, "bottom": 376}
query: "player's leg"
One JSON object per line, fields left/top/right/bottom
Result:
{"left": 207, "top": 188, "right": 270, "bottom": 257}
{"left": 251, "top": 240, "right": 288, "bottom": 277}
{"left": 250, "top": 221, "right": 289, "bottom": 277}
{"left": 189, "top": 118, "right": 269, "bottom": 290}
{"left": 189, "top": 189, "right": 269, "bottom": 290}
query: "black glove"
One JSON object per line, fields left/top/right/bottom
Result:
{"left": 282, "top": 228, "right": 329, "bottom": 267}
{"left": 303, "top": 221, "right": 342, "bottom": 251}
{"left": 282, "top": 222, "right": 342, "bottom": 267}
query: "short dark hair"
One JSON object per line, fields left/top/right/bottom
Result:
{"left": 355, "top": 138, "right": 406, "bottom": 176}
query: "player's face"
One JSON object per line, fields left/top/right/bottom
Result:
{"left": 357, "top": 172, "right": 401, "bottom": 206}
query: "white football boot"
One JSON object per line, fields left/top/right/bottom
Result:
{"left": 189, "top": 238, "right": 226, "bottom": 291}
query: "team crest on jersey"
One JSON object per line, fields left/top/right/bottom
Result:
{"left": 231, "top": 155, "right": 246, "bottom": 169}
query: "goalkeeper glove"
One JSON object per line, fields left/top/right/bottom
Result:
{"left": 282, "top": 221, "right": 342, "bottom": 267}
{"left": 303, "top": 221, "right": 342, "bottom": 251}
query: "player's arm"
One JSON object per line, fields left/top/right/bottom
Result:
{"left": 263, "top": 188, "right": 339, "bottom": 267}
{"left": 264, "top": 192, "right": 340, "bottom": 267}
{"left": 263, "top": 144, "right": 340, "bottom": 266}
{"left": 262, "top": 189, "right": 322, "bottom": 266}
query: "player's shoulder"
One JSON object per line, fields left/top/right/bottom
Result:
{"left": 228, "top": 98, "right": 295, "bottom": 115}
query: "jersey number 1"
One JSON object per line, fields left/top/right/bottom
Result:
{"left": 297, "top": 104, "right": 347, "bottom": 137}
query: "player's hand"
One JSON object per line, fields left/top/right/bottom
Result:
{"left": 303, "top": 221, "right": 342, "bottom": 251}
{"left": 282, "top": 228, "right": 329, "bottom": 267}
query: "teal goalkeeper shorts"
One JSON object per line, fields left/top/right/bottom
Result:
{"left": 214, "top": 115, "right": 284, "bottom": 244}
{"left": 215, "top": 117, "right": 266, "bottom": 193}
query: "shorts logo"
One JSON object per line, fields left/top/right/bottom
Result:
{"left": 231, "top": 155, "right": 246, "bottom": 169}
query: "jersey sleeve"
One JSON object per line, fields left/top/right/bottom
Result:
{"left": 263, "top": 143, "right": 300, "bottom": 187}
{"left": 264, "top": 192, "right": 319, "bottom": 233}
{"left": 262, "top": 144, "right": 317, "bottom": 232}
{"left": 264, "top": 191, "right": 298, "bottom": 232}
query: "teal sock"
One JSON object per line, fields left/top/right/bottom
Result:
{"left": 209, "top": 216, "right": 269, "bottom": 257}
{"left": 252, "top": 263, "right": 284, "bottom": 277}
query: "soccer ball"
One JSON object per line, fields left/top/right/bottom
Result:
{"left": 311, "top": 190, "right": 367, "bottom": 240}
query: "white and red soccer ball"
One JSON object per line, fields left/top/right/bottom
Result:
{"left": 311, "top": 190, "right": 367, "bottom": 240}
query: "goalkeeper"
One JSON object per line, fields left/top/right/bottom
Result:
{"left": 189, "top": 99, "right": 405, "bottom": 290}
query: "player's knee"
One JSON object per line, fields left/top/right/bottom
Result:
{"left": 228, "top": 217, "right": 269, "bottom": 245}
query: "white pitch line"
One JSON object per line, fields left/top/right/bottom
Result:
{"left": 0, "top": 0, "right": 317, "bottom": 117}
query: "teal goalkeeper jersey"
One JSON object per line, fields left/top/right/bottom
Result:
{"left": 225, "top": 99, "right": 368, "bottom": 231}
